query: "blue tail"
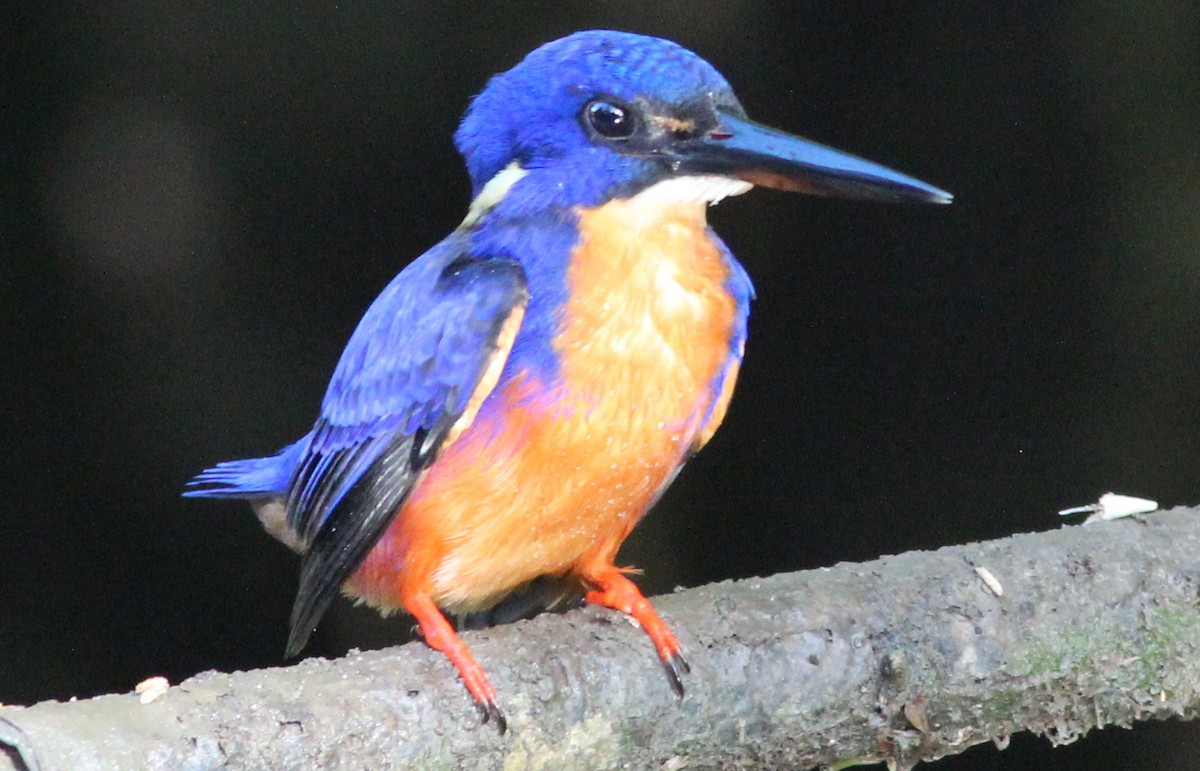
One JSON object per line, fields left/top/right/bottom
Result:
{"left": 183, "top": 437, "right": 308, "bottom": 499}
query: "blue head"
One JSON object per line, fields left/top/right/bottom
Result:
{"left": 454, "top": 30, "right": 951, "bottom": 212}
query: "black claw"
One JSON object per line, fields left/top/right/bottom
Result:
{"left": 662, "top": 651, "right": 690, "bottom": 698}
{"left": 476, "top": 699, "right": 508, "bottom": 734}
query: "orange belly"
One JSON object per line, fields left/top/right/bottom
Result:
{"left": 345, "top": 194, "right": 740, "bottom": 613}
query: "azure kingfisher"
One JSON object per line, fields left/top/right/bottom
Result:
{"left": 186, "top": 30, "right": 951, "bottom": 731}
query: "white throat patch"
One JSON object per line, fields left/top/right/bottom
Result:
{"left": 608, "top": 175, "right": 753, "bottom": 229}
{"left": 631, "top": 175, "right": 754, "bottom": 209}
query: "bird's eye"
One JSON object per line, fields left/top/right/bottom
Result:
{"left": 585, "top": 100, "right": 635, "bottom": 139}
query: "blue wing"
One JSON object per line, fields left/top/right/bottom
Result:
{"left": 284, "top": 241, "right": 528, "bottom": 655}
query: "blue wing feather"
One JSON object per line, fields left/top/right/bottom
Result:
{"left": 277, "top": 240, "right": 528, "bottom": 655}
{"left": 285, "top": 244, "right": 528, "bottom": 545}
{"left": 185, "top": 235, "right": 528, "bottom": 656}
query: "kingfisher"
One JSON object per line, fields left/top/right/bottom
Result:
{"left": 186, "top": 30, "right": 951, "bottom": 731}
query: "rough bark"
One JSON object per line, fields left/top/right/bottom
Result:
{"left": 3, "top": 507, "right": 1200, "bottom": 771}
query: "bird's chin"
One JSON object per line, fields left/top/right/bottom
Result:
{"left": 623, "top": 174, "right": 754, "bottom": 209}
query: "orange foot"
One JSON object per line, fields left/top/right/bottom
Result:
{"left": 403, "top": 592, "right": 506, "bottom": 733}
{"left": 584, "top": 571, "right": 690, "bottom": 696}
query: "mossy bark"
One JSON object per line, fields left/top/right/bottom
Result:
{"left": 3, "top": 508, "right": 1200, "bottom": 770}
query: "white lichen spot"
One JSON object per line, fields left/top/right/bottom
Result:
{"left": 974, "top": 566, "right": 1004, "bottom": 597}
{"left": 135, "top": 675, "right": 170, "bottom": 704}
{"left": 1059, "top": 492, "right": 1158, "bottom": 524}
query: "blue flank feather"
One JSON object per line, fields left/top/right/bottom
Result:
{"left": 186, "top": 233, "right": 529, "bottom": 549}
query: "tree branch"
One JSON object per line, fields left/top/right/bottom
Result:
{"left": 4, "top": 507, "right": 1200, "bottom": 770}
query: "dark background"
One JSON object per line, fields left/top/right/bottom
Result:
{"left": 5, "top": 2, "right": 1199, "bottom": 768}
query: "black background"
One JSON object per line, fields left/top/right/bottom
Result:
{"left": 5, "top": 3, "right": 1200, "bottom": 768}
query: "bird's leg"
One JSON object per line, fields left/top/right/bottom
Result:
{"left": 403, "top": 592, "right": 507, "bottom": 733}
{"left": 584, "top": 571, "right": 690, "bottom": 696}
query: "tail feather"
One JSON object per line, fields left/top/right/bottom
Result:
{"left": 183, "top": 437, "right": 307, "bottom": 499}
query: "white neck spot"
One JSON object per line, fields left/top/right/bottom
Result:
{"left": 461, "top": 162, "right": 529, "bottom": 227}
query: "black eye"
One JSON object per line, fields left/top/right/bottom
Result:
{"left": 585, "top": 100, "right": 635, "bottom": 139}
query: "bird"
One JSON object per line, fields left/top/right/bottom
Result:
{"left": 185, "top": 29, "right": 951, "bottom": 732}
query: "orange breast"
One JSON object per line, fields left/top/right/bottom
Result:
{"left": 345, "top": 195, "right": 740, "bottom": 613}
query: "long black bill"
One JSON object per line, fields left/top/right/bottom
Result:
{"left": 675, "top": 109, "right": 952, "bottom": 204}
